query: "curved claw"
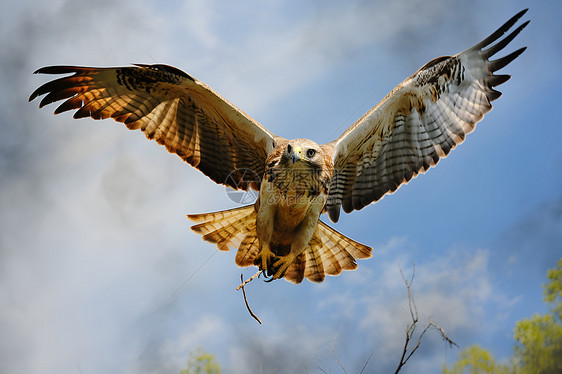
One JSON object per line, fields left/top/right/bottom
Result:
{"left": 262, "top": 270, "right": 276, "bottom": 283}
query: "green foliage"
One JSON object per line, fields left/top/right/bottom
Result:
{"left": 513, "top": 314, "right": 562, "bottom": 373}
{"left": 442, "top": 345, "right": 512, "bottom": 374}
{"left": 543, "top": 258, "right": 561, "bottom": 320}
{"left": 181, "top": 348, "right": 221, "bottom": 374}
{"left": 513, "top": 258, "right": 562, "bottom": 374}
{"left": 443, "top": 258, "right": 562, "bottom": 374}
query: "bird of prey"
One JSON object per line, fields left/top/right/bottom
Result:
{"left": 30, "top": 10, "right": 529, "bottom": 284}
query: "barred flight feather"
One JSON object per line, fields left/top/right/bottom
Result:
{"left": 29, "top": 64, "right": 281, "bottom": 190}
{"left": 325, "top": 9, "right": 529, "bottom": 222}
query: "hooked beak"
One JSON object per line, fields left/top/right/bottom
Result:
{"left": 291, "top": 146, "right": 302, "bottom": 164}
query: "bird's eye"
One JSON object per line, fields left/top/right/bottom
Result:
{"left": 287, "top": 144, "right": 292, "bottom": 153}
{"left": 306, "top": 148, "right": 316, "bottom": 158}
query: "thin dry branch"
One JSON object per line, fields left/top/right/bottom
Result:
{"left": 239, "top": 273, "right": 262, "bottom": 324}
{"left": 394, "top": 265, "right": 457, "bottom": 374}
{"left": 333, "top": 347, "right": 348, "bottom": 374}
{"left": 236, "top": 270, "right": 261, "bottom": 290}
{"left": 428, "top": 320, "right": 457, "bottom": 347}
{"left": 359, "top": 352, "right": 373, "bottom": 374}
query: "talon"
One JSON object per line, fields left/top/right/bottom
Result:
{"left": 262, "top": 270, "right": 276, "bottom": 283}
{"left": 257, "top": 247, "right": 276, "bottom": 273}
{"left": 271, "top": 255, "right": 296, "bottom": 279}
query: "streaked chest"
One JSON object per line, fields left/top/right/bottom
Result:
{"left": 261, "top": 166, "right": 327, "bottom": 228}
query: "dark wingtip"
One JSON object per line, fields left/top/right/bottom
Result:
{"left": 29, "top": 84, "right": 50, "bottom": 103}
{"left": 490, "top": 46, "right": 527, "bottom": 72}
{"left": 132, "top": 63, "right": 195, "bottom": 81}
{"left": 33, "top": 66, "right": 78, "bottom": 75}
{"left": 514, "top": 8, "right": 529, "bottom": 22}
{"left": 30, "top": 66, "right": 80, "bottom": 102}
{"left": 327, "top": 207, "right": 340, "bottom": 223}
{"left": 472, "top": 9, "right": 530, "bottom": 51}
{"left": 28, "top": 90, "right": 39, "bottom": 102}
{"left": 487, "top": 89, "right": 503, "bottom": 102}
{"left": 487, "top": 74, "right": 511, "bottom": 87}
{"left": 483, "top": 20, "right": 530, "bottom": 59}
{"left": 32, "top": 66, "right": 56, "bottom": 74}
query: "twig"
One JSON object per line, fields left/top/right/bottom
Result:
{"left": 359, "top": 352, "right": 373, "bottom": 374}
{"left": 333, "top": 346, "right": 348, "bottom": 374}
{"left": 394, "top": 264, "right": 457, "bottom": 373}
{"left": 236, "top": 270, "right": 261, "bottom": 290}
{"left": 429, "top": 320, "right": 458, "bottom": 348}
{"left": 239, "top": 274, "right": 262, "bottom": 324}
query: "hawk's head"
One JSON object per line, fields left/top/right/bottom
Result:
{"left": 263, "top": 138, "right": 333, "bottom": 194}
{"left": 264, "top": 138, "right": 334, "bottom": 195}
{"left": 280, "top": 138, "right": 323, "bottom": 169}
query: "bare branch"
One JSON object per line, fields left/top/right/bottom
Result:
{"left": 403, "top": 324, "right": 432, "bottom": 364}
{"left": 428, "top": 320, "right": 458, "bottom": 348}
{"left": 359, "top": 352, "right": 374, "bottom": 374}
{"left": 239, "top": 274, "right": 262, "bottom": 324}
{"left": 399, "top": 263, "right": 418, "bottom": 323}
{"left": 333, "top": 347, "right": 348, "bottom": 374}
{"left": 236, "top": 270, "right": 261, "bottom": 290}
{"left": 394, "top": 265, "right": 457, "bottom": 373}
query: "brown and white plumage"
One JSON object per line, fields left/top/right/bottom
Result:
{"left": 29, "top": 10, "right": 529, "bottom": 283}
{"left": 29, "top": 64, "right": 281, "bottom": 190}
{"left": 325, "top": 10, "right": 529, "bottom": 222}
{"left": 188, "top": 205, "right": 370, "bottom": 283}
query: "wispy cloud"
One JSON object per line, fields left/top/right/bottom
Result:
{"left": 1, "top": 0, "right": 557, "bottom": 373}
{"left": 351, "top": 244, "right": 512, "bottom": 372}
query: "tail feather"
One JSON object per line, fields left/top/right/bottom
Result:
{"left": 283, "top": 253, "right": 306, "bottom": 284}
{"left": 201, "top": 215, "right": 252, "bottom": 251}
{"left": 284, "top": 220, "right": 373, "bottom": 284}
{"left": 303, "top": 246, "right": 325, "bottom": 282}
{"left": 188, "top": 207, "right": 373, "bottom": 284}
{"left": 188, "top": 205, "right": 257, "bottom": 252}
{"left": 234, "top": 227, "right": 259, "bottom": 267}
{"left": 309, "top": 234, "right": 342, "bottom": 276}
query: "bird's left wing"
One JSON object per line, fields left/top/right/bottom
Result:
{"left": 30, "top": 64, "right": 281, "bottom": 190}
{"left": 325, "top": 10, "right": 529, "bottom": 222}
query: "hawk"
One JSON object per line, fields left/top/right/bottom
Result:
{"left": 30, "top": 10, "right": 529, "bottom": 284}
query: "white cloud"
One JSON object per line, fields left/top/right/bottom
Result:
{"left": 340, "top": 241, "right": 518, "bottom": 372}
{"left": 190, "top": 0, "right": 477, "bottom": 125}
{"left": 228, "top": 325, "right": 333, "bottom": 374}
{"left": 180, "top": 0, "right": 220, "bottom": 48}
{"left": 141, "top": 314, "right": 226, "bottom": 373}
{"left": 0, "top": 1, "right": 550, "bottom": 374}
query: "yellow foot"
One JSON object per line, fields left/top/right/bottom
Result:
{"left": 272, "top": 255, "right": 296, "bottom": 279}
{"left": 258, "top": 247, "right": 276, "bottom": 272}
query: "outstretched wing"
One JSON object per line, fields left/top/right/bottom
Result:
{"left": 325, "top": 9, "right": 529, "bottom": 222}
{"left": 30, "top": 64, "right": 281, "bottom": 190}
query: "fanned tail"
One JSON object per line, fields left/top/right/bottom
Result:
{"left": 188, "top": 208, "right": 372, "bottom": 284}
{"left": 188, "top": 205, "right": 259, "bottom": 265}
{"left": 284, "top": 220, "right": 372, "bottom": 284}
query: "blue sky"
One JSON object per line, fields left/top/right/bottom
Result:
{"left": 1, "top": 0, "right": 561, "bottom": 373}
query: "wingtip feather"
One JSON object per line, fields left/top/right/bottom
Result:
{"left": 490, "top": 47, "right": 527, "bottom": 72}
{"left": 472, "top": 9, "right": 529, "bottom": 51}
